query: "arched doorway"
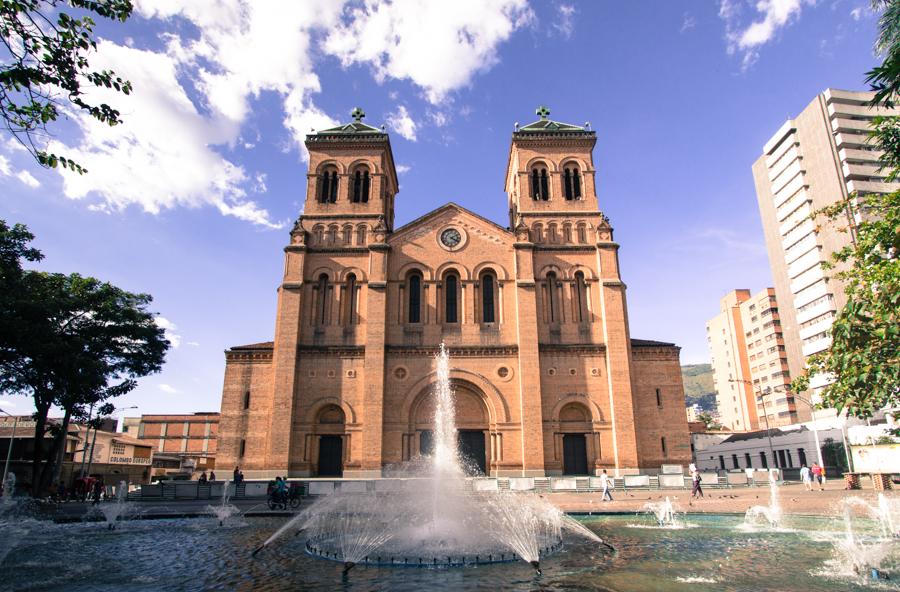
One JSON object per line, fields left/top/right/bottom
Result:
{"left": 315, "top": 405, "right": 345, "bottom": 477}
{"left": 558, "top": 403, "right": 592, "bottom": 475}
{"left": 412, "top": 383, "right": 490, "bottom": 475}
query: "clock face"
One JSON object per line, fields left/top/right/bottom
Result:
{"left": 440, "top": 228, "right": 462, "bottom": 248}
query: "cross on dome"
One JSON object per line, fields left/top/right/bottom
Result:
{"left": 351, "top": 107, "right": 366, "bottom": 122}
{"left": 536, "top": 105, "right": 551, "bottom": 120}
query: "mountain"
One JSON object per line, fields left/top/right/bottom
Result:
{"left": 681, "top": 364, "right": 717, "bottom": 412}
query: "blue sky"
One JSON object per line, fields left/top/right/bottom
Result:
{"left": 0, "top": 0, "right": 882, "bottom": 417}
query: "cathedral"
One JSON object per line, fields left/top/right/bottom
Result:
{"left": 216, "top": 107, "right": 691, "bottom": 479}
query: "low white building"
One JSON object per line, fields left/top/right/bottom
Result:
{"left": 694, "top": 416, "right": 851, "bottom": 477}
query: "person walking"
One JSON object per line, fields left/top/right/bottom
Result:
{"left": 691, "top": 467, "right": 704, "bottom": 499}
{"left": 600, "top": 469, "right": 613, "bottom": 502}
{"left": 810, "top": 463, "right": 824, "bottom": 491}
{"left": 800, "top": 464, "right": 812, "bottom": 491}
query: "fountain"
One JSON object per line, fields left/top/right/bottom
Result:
{"left": 831, "top": 496, "right": 898, "bottom": 582}
{"left": 643, "top": 496, "right": 679, "bottom": 527}
{"left": 96, "top": 480, "right": 132, "bottom": 529}
{"left": 206, "top": 480, "right": 241, "bottom": 526}
{"left": 255, "top": 344, "right": 611, "bottom": 573}
{"left": 743, "top": 473, "right": 782, "bottom": 529}
{"left": 1, "top": 472, "right": 15, "bottom": 510}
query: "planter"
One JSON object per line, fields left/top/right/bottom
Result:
{"left": 843, "top": 472, "right": 861, "bottom": 490}
{"left": 872, "top": 473, "right": 893, "bottom": 491}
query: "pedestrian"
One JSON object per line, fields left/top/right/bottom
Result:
{"left": 91, "top": 479, "right": 103, "bottom": 505}
{"left": 600, "top": 469, "right": 613, "bottom": 502}
{"left": 800, "top": 464, "right": 812, "bottom": 491}
{"left": 57, "top": 481, "right": 67, "bottom": 502}
{"left": 238, "top": 470, "right": 245, "bottom": 484}
{"left": 209, "top": 470, "right": 216, "bottom": 482}
{"left": 691, "top": 467, "right": 704, "bottom": 499}
{"left": 233, "top": 466, "right": 240, "bottom": 483}
{"left": 811, "top": 463, "right": 824, "bottom": 491}
{"left": 198, "top": 471, "right": 208, "bottom": 484}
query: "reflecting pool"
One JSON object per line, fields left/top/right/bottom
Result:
{"left": 2, "top": 512, "right": 897, "bottom": 591}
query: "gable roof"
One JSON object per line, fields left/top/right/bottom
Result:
{"left": 390, "top": 202, "right": 512, "bottom": 241}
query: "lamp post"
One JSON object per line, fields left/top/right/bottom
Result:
{"left": 1, "top": 408, "right": 18, "bottom": 488}
{"left": 729, "top": 379, "right": 777, "bottom": 471}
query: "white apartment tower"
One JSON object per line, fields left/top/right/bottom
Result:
{"left": 706, "top": 290, "right": 758, "bottom": 432}
{"left": 751, "top": 89, "right": 900, "bottom": 402}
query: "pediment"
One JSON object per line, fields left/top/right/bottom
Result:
{"left": 388, "top": 203, "right": 513, "bottom": 249}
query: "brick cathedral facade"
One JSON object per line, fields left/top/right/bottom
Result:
{"left": 217, "top": 108, "right": 691, "bottom": 479}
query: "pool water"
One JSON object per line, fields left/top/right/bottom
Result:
{"left": 1, "top": 513, "right": 897, "bottom": 591}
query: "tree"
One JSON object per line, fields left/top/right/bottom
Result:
{"left": 0, "top": 0, "right": 133, "bottom": 173}
{"left": 0, "top": 222, "right": 169, "bottom": 494}
{"left": 866, "top": 0, "right": 900, "bottom": 106}
{"left": 791, "top": 0, "right": 900, "bottom": 418}
{"left": 696, "top": 412, "right": 724, "bottom": 431}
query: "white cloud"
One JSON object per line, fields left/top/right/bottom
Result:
{"left": 552, "top": 3, "right": 576, "bottom": 39}
{"left": 396, "top": 164, "right": 411, "bottom": 174}
{"left": 428, "top": 110, "right": 450, "bottom": 127}
{"left": 252, "top": 173, "right": 268, "bottom": 194}
{"left": 0, "top": 399, "right": 18, "bottom": 408}
{"left": 15, "top": 170, "right": 40, "bottom": 188}
{"left": 0, "top": 153, "right": 41, "bottom": 188}
{"left": 155, "top": 316, "right": 182, "bottom": 349}
{"left": 323, "top": 0, "right": 534, "bottom": 104}
{"left": 159, "top": 384, "right": 179, "bottom": 394}
{"left": 386, "top": 105, "right": 418, "bottom": 141}
{"left": 186, "top": 341, "right": 200, "bottom": 347}
{"left": 45, "top": 0, "right": 536, "bottom": 224}
{"left": 681, "top": 13, "right": 697, "bottom": 33}
{"left": 719, "top": 0, "right": 815, "bottom": 70}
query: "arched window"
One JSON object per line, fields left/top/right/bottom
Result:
{"left": 563, "top": 224, "right": 572, "bottom": 243}
{"left": 352, "top": 167, "right": 370, "bottom": 203}
{"left": 327, "top": 225, "right": 338, "bottom": 245}
{"left": 407, "top": 272, "right": 422, "bottom": 323}
{"left": 444, "top": 273, "right": 459, "bottom": 323}
{"left": 532, "top": 223, "right": 543, "bottom": 243}
{"left": 574, "top": 271, "right": 588, "bottom": 323}
{"left": 563, "top": 166, "right": 582, "bottom": 200}
{"left": 344, "top": 273, "right": 357, "bottom": 325}
{"left": 319, "top": 167, "right": 338, "bottom": 203}
{"left": 547, "top": 223, "right": 558, "bottom": 243}
{"left": 481, "top": 271, "right": 496, "bottom": 323}
{"left": 313, "top": 225, "right": 324, "bottom": 245}
{"left": 576, "top": 223, "right": 587, "bottom": 244}
{"left": 531, "top": 165, "right": 549, "bottom": 200}
{"left": 342, "top": 225, "right": 353, "bottom": 245}
{"left": 356, "top": 225, "right": 368, "bottom": 246}
{"left": 316, "top": 273, "right": 330, "bottom": 325}
{"left": 546, "top": 271, "right": 559, "bottom": 323}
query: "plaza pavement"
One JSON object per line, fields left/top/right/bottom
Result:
{"left": 47, "top": 479, "right": 895, "bottom": 522}
{"left": 548, "top": 478, "right": 896, "bottom": 516}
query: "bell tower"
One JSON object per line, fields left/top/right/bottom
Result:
{"left": 298, "top": 107, "right": 399, "bottom": 238}
{"left": 505, "top": 106, "right": 599, "bottom": 230}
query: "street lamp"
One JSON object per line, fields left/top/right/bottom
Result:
{"left": 789, "top": 393, "right": 825, "bottom": 469}
{"left": 729, "top": 379, "right": 777, "bottom": 472}
{"left": 0, "top": 408, "right": 18, "bottom": 488}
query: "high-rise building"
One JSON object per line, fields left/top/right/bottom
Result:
{"left": 738, "top": 288, "right": 797, "bottom": 427}
{"left": 706, "top": 290, "right": 757, "bottom": 432}
{"left": 751, "top": 89, "right": 900, "bottom": 402}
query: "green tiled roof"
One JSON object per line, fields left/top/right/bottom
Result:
{"left": 310, "top": 107, "right": 384, "bottom": 136}
{"left": 515, "top": 105, "right": 593, "bottom": 135}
